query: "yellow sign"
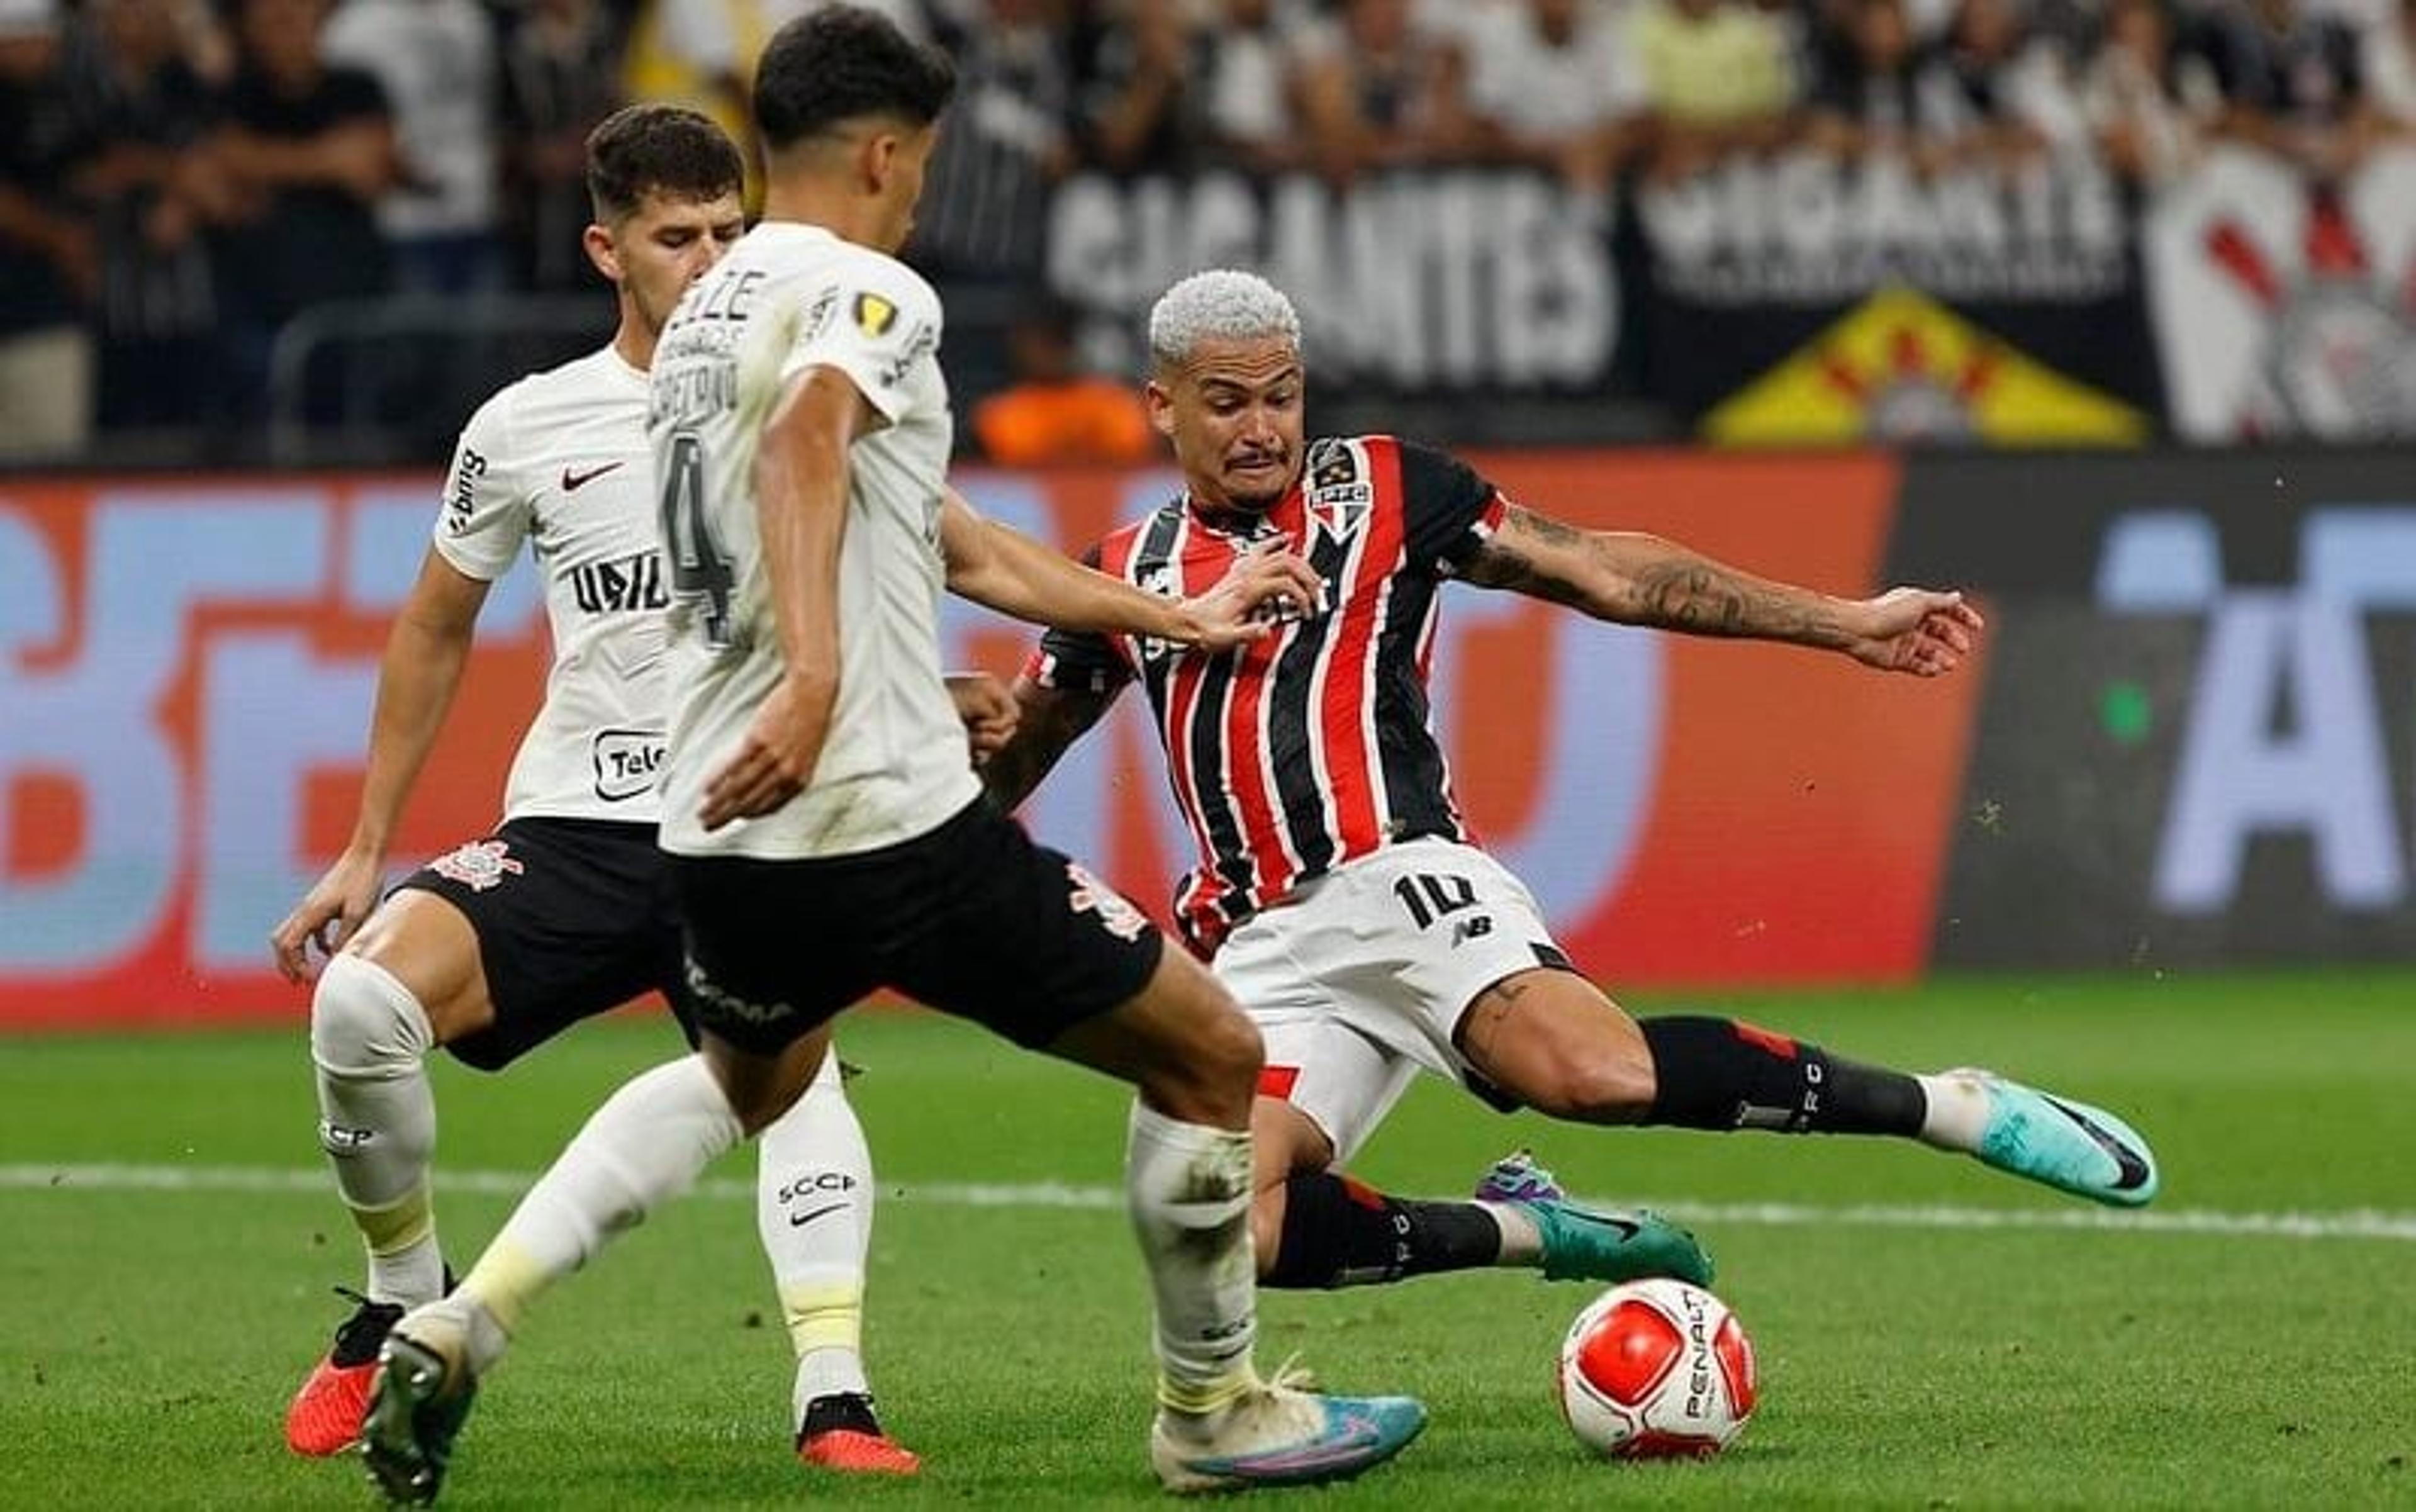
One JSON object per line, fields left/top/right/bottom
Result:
{"left": 1704, "top": 288, "right": 2145, "bottom": 446}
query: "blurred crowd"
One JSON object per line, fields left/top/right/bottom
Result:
{"left": 6, "top": 0, "right": 2416, "bottom": 460}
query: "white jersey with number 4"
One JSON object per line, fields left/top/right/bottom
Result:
{"left": 435, "top": 345, "right": 671, "bottom": 824}
{"left": 649, "top": 220, "right": 975, "bottom": 861}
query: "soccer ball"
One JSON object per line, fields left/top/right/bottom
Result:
{"left": 1557, "top": 1278, "right": 1757, "bottom": 1459}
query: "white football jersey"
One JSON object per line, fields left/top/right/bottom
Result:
{"left": 434, "top": 346, "right": 672, "bottom": 824}
{"left": 650, "top": 220, "right": 976, "bottom": 860}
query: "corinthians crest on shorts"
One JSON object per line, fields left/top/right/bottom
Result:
{"left": 1066, "top": 861, "right": 1149, "bottom": 941}
{"left": 428, "top": 839, "right": 525, "bottom": 892}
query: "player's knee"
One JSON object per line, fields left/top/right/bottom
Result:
{"left": 1522, "top": 1047, "right": 1656, "bottom": 1124}
{"left": 310, "top": 953, "right": 436, "bottom": 1079}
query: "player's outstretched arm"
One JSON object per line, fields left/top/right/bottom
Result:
{"left": 269, "top": 551, "right": 491, "bottom": 981}
{"left": 938, "top": 491, "right": 1321, "bottom": 651}
{"left": 980, "top": 677, "right": 1121, "bottom": 812}
{"left": 1458, "top": 505, "right": 1984, "bottom": 676}
{"left": 697, "top": 365, "right": 866, "bottom": 832}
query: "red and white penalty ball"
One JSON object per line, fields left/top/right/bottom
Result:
{"left": 1557, "top": 1278, "right": 1758, "bottom": 1460}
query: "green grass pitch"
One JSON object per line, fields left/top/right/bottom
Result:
{"left": 5, "top": 971, "right": 2413, "bottom": 1508}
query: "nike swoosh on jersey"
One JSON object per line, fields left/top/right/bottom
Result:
{"left": 788, "top": 1200, "right": 849, "bottom": 1229}
{"left": 562, "top": 461, "right": 625, "bottom": 491}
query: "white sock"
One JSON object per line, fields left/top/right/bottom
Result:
{"left": 1479, "top": 1202, "right": 1541, "bottom": 1265}
{"left": 456, "top": 1054, "right": 743, "bottom": 1362}
{"left": 310, "top": 954, "right": 444, "bottom": 1306}
{"left": 1916, "top": 1072, "right": 1993, "bottom": 1152}
{"left": 1126, "top": 1102, "right": 1258, "bottom": 1416}
{"left": 756, "top": 1051, "right": 875, "bottom": 1431}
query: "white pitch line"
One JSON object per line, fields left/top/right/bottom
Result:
{"left": 6, "top": 1162, "right": 2415, "bottom": 1243}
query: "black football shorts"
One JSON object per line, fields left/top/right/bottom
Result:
{"left": 668, "top": 797, "right": 1164, "bottom": 1056}
{"left": 393, "top": 816, "right": 693, "bottom": 1070}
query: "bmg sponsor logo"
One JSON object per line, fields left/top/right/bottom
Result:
{"left": 445, "top": 447, "right": 487, "bottom": 535}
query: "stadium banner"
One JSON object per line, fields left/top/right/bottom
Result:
{"left": 1889, "top": 451, "right": 2416, "bottom": 969}
{"left": 1633, "top": 148, "right": 2164, "bottom": 437}
{"left": 2143, "top": 144, "right": 2416, "bottom": 442}
{"left": 1044, "top": 170, "right": 1623, "bottom": 393}
{"left": 1701, "top": 288, "right": 2149, "bottom": 446}
{"left": 0, "top": 478, "right": 556, "bottom": 1029}
{"left": 0, "top": 456, "right": 1983, "bottom": 1028}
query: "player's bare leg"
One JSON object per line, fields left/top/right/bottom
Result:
{"left": 287, "top": 893, "right": 487, "bottom": 1456}
{"left": 1245, "top": 1082, "right": 1710, "bottom": 1292}
{"left": 1458, "top": 968, "right": 2159, "bottom": 1207}
{"left": 1041, "top": 949, "right": 1427, "bottom": 1493}
{"left": 1243, "top": 1096, "right": 1335, "bottom": 1267}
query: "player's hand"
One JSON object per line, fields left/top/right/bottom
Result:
{"left": 700, "top": 671, "right": 832, "bottom": 831}
{"left": 1175, "top": 540, "right": 1325, "bottom": 653}
{"left": 1843, "top": 588, "right": 1985, "bottom": 676}
{"left": 945, "top": 671, "right": 1019, "bottom": 765}
{"left": 270, "top": 848, "right": 386, "bottom": 983}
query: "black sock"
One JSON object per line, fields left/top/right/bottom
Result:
{"left": 798, "top": 1391, "right": 881, "bottom": 1443}
{"left": 1262, "top": 1172, "right": 1504, "bottom": 1289}
{"left": 1638, "top": 1014, "right": 1925, "bottom": 1136}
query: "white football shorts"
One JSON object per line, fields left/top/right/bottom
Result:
{"left": 1213, "top": 837, "right": 1572, "bottom": 1163}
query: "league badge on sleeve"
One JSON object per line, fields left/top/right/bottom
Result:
{"left": 854, "top": 291, "right": 898, "bottom": 338}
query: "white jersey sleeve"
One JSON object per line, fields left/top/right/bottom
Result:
{"left": 776, "top": 260, "right": 943, "bottom": 428}
{"left": 432, "top": 389, "right": 530, "bottom": 582}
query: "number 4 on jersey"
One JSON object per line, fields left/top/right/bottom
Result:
{"left": 659, "top": 430, "right": 735, "bottom": 648}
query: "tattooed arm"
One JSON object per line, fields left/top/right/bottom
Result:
{"left": 1457, "top": 505, "right": 1985, "bottom": 676}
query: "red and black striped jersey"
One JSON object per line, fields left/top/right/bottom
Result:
{"left": 1028, "top": 435, "right": 1510, "bottom": 954}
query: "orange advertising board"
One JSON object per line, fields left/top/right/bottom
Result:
{"left": 0, "top": 454, "right": 1983, "bottom": 1027}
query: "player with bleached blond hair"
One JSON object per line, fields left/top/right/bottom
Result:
{"left": 985, "top": 267, "right": 2161, "bottom": 1304}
